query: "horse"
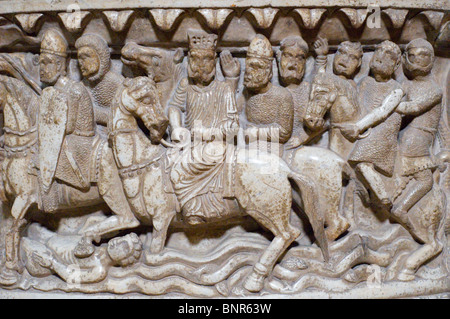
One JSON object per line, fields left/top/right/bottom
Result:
{"left": 303, "top": 71, "right": 360, "bottom": 160}
{"left": 108, "top": 76, "right": 329, "bottom": 292}
{"left": 121, "top": 45, "right": 357, "bottom": 242}
{"left": 0, "top": 75, "right": 140, "bottom": 285}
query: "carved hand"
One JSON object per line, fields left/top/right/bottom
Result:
{"left": 335, "top": 123, "right": 360, "bottom": 141}
{"left": 171, "top": 127, "right": 190, "bottom": 144}
{"left": 220, "top": 50, "right": 241, "bottom": 78}
{"left": 285, "top": 136, "right": 303, "bottom": 150}
{"left": 314, "top": 37, "right": 329, "bottom": 57}
{"left": 31, "top": 252, "right": 53, "bottom": 269}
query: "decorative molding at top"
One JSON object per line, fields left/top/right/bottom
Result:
{"left": 0, "top": 0, "right": 448, "bottom": 15}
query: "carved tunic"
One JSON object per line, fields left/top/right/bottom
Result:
{"left": 348, "top": 77, "right": 402, "bottom": 176}
{"left": 287, "top": 82, "right": 311, "bottom": 141}
{"left": 52, "top": 77, "right": 98, "bottom": 190}
{"left": 168, "top": 78, "right": 238, "bottom": 221}
{"left": 171, "top": 78, "right": 238, "bottom": 131}
{"left": 245, "top": 84, "right": 294, "bottom": 143}
{"left": 400, "top": 79, "right": 442, "bottom": 158}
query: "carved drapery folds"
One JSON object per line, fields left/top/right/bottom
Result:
{"left": 0, "top": 1, "right": 449, "bottom": 298}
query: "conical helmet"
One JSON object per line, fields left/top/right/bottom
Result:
{"left": 247, "top": 34, "right": 273, "bottom": 61}
{"left": 40, "top": 29, "right": 68, "bottom": 58}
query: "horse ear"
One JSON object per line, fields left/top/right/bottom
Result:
{"left": 173, "top": 48, "right": 184, "bottom": 64}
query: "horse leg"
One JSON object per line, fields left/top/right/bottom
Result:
{"left": 75, "top": 145, "right": 139, "bottom": 258}
{"left": 0, "top": 193, "right": 35, "bottom": 285}
{"left": 149, "top": 208, "right": 176, "bottom": 254}
{"left": 243, "top": 209, "right": 300, "bottom": 292}
{"left": 398, "top": 225, "right": 444, "bottom": 281}
{"left": 83, "top": 145, "right": 140, "bottom": 239}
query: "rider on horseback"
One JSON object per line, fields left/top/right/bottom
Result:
{"left": 167, "top": 30, "right": 239, "bottom": 226}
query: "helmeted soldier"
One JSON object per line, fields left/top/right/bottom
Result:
{"left": 75, "top": 33, "right": 124, "bottom": 124}
{"left": 391, "top": 39, "right": 443, "bottom": 218}
{"left": 243, "top": 34, "right": 294, "bottom": 148}
{"left": 38, "top": 29, "right": 139, "bottom": 255}
{"left": 39, "top": 29, "right": 96, "bottom": 195}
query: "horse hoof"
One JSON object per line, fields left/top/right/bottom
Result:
{"left": 74, "top": 240, "right": 95, "bottom": 259}
{"left": 0, "top": 268, "right": 20, "bottom": 286}
{"left": 243, "top": 272, "right": 264, "bottom": 293}
{"left": 397, "top": 269, "right": 415, "bottom": 282}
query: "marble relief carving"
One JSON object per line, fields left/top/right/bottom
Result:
{"left": 0, "top": 3, "right": 448, "bottom": 298}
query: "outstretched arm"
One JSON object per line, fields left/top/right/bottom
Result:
{"left": 396, "top": 87, "right": 443, "bottom": 116}
{"left": 356, "top": 89, "right": 404, "bottom": 132}
{"left": 33, "top": 252, "right": 108, "bottom": 284}
{"left": 314, "top": 37, "right": 329, "bottom": 74}
{"left": 336, "top": 89, "right": 404, "bottom": 140}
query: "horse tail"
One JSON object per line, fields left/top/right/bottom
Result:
{"left": 288, "top": 170, "right": 329, "bottom": 262}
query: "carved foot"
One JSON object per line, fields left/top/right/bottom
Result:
{"left": 0, "top": 267, "right": 20, "bottom": 286}
{"left": 397, "top": 269, "right": 415, "bottom": 281}
{"left": 74, "top": 238, "right": 95, "bottom": 259}
{"left": 243, "top": 271, "right": 265, "bottom": 293}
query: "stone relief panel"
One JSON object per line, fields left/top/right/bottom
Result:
{"left": 0, "top": 2, "right": 448, "bottom": 298}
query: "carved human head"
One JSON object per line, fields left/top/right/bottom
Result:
{"left": 107, "top": 233, "right": 143, "bottom": 267}
{"left": 187, "top": 30, "right": 217, "bottom": 87}
{"left": 370, "top": 40, "right": 401, "bottom": 81}
{"left": 333, "top": 41, "right": 363, "bottom": 79}
{"left": 244, "top": 34, "right": 273, "bottom": 91}
{"left": 403, "top": 38, "right": 435, "bottom": 79}
{"left": 39, "top": 29, "right": 68, "bottom": 85}
{"left": 278, "top": 36, "right": 309, "bottom": 85}
{"left": 75, "top": 34, "right": 111, "bottom": 82}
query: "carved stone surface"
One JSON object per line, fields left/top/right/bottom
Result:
{"left": 0, "top": 1, "right": 449, "bottom": 299}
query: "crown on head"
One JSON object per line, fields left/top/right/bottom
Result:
{"left": 188, "top": 30, "right": 217, "bottom": 51}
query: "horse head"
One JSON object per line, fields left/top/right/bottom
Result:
{"left": 121, "top": 42, "right": 184, "bottom": 83}
{"left": 121, "top": 76, "right": 169, "bottom": 143}
{"left": 304, "top": 72, "right": 339, "bottom": 131}
{"left": 304, "top": 72, "right": 357, "bottom": 132}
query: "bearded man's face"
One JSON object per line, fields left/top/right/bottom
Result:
{"left": 188, "top": 49, "right": 216, "bottom": 86}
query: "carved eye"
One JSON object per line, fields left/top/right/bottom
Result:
{"left": 142, "top": 96, "right": 152, "bottom": 104}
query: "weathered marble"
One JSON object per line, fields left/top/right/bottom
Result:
{"left": 0, "top": 1, "right": 448, "bottom": 299}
